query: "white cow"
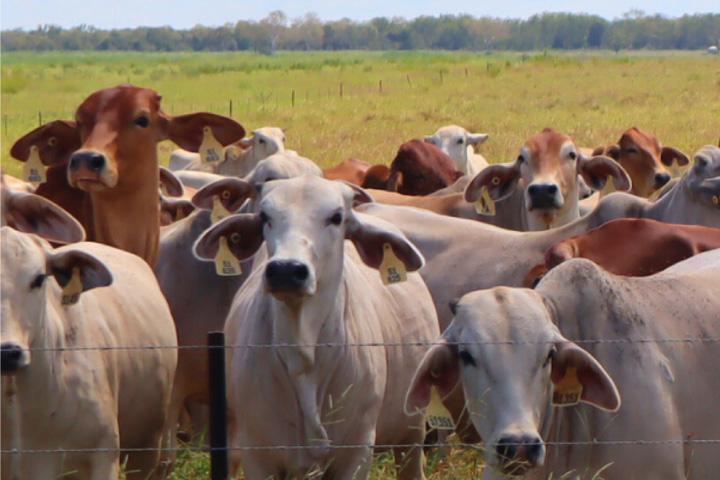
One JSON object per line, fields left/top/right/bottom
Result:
{"left": 1, "top": 224, "right": 177, "bottom": 479}
{"left": 407, "top": 251, "right": 720, "bottom": 479}
{"left": 192, "top": 176, "right": 439, "bottom": 479}
{"left": 425, "top": 125, "right": 490, "bottom": 176}
{"left": 169, "top": 127, "right": 290, "bottom": 177}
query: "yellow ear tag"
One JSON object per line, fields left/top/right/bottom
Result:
{"left": 211, "top": 195, "right": 232, "bottom": 224}
{"left": 214, "top": 236, "right": 242, "bottom": 276}
{"left": 199, "top": 126, "right": 224, "bottom": 164}
{"left": 23, "top": 146, "right": 46, "bottom": 186}
{"left": 427, "top": 387, "right": 456, "bottom": 431}
{"left": 474, "top": 185, "right": 496, "bottom": 216}
{"left": 61, "top": 267, "right": 83, "bottom": 306}
{"left": 552, "top": 366, "right": 583, "bottom": 407}
{"left": 379, "top": 243, "right": 407, "bottom": 285}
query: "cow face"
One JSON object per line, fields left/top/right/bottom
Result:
{"left": 193, "top": 176, "right": 424, "bottom": 303}
{"left": 406, "top": 288, "right": 620, "bottom": 477}
{"left": 424, "top": 125, "right": 488, "bottom": 171}
{"left": 1, "top": 228, "right": 112, "bottom": 375}
{"left": 237, "top": 127, "right": 286, "bottom": 161}
{"left": 465, "top": 129, "right": 630, "bottom": 230}
{"left": 599, "top": 128, "right": 688, "bottom": 198}
{"left": 685, "top": 145, "right": 720, "bottom": 208}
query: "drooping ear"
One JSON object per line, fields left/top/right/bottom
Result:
{"left": 361, "top": 164, "right": 392, "bottom": 190}
{"left": 591, "top": 145, "right": 608, "bottom": 157}
{"left": 660, "top": 146, "right": 689, "bottom": 167}
{"left": 4, "top": 190, "right": 86, "bottom": 244}
{"left": 341, "top": 181, "right": 375, "bottom": 206}
{"left": 165, "top": 112, "right": 246, "bottom": 152}
{"left": 577, "top": 155, "right": 631, "bottom": 192}
{"left": 387, "top": 170, "right": 403, "bottom": 192}
{"left": 237, "top": 137, "right": 253, "bottom": 148}
{"left": 545, "top": 240, "right": 577, "bottom": 268}
{"left": 10, "top": 120, "right": 80, "bottom": 166}
{"left": 159, "top": 167, "right": 184, "bottom": 197}
{"left": 191, "top": 178, "right": 257, "bottom": 212}
{"left": 467, "top": 133, "right": 489, "bottom": 145}
{"left": 192, "top": 213, "right": 264, "bottom": 262}
{"left": 346, "top": 211, "right": 424, "bottom": 272}
{"left": 159, "top": 195, "right": 196, "bottom": 225}
{"left": 405, "top": 340, "right": 460, "bottom": 414}
{"left": 423, "top": 135, "right": 438, "bottom": 145}
{"left": 551, "top": 340, "right": 621, "bottom": 412}
{"left": 464, "top": 162, "right": 520, "bottom": 203}
{"left": 602, "top": 145, "right": 620, "bottom": 160}
{"left": 46, "top": 249, "right": 113, "bottom": 294}
{"left": 523, "top": 264, "right": 549, "bottom": 288}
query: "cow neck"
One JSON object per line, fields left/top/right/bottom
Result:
{"left": 652, "top": 179, "right": 717, "bottom": 226}
{"left": 88, "top": 162, "right": 160, "bottom": 266}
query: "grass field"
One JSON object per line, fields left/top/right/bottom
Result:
{"left": 2, "top": 50, "right": 719, "bottom": 478}
{"left": 2, "top": 50, "right": 719, "bottom": 177}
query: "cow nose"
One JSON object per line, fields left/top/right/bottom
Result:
{"left": 69, "top": 151, "right": 106, "bottom": 172}
{"left": 265, "top": 260, "right": 310, "bottom": 293}
{"left": 495, "top": 433, "right": 545, "bottom": 468}
{"left": 527, "top": 183, "right": 560, "bottom": 209}
{"left": 1, "top": 342, "right": 27, "bottom": 374}
{"left": 655, "top": 172, "right": 671, "bottom": 188}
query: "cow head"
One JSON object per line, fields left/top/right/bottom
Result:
{"left": 389, "top": 140, "right": 463, "bottom": 196}
{"left": 406, "top": 288, "right": 620, "bottom": 477}
{"left": 465, "top": 129, "right": 631, "bottom": 230}
{"left": 684, "top": 145, "right": 720, "bottom": 208}
{"left": 193, "top": 176, "right": 423, "bottom": 302}
{"left": 236, "top": 127, "right": 286, "bottom": 162}
{"left": 424, "top": 125, "right": 489, "bottom": 173}
{"left": 1, "top": 227, "right": 112, "bottom": 375}
{"left": 595, "top": 127, "right": 688, "bottom": 198}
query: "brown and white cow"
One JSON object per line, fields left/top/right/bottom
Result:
{"left": 523, "top": 218, "right": 720, "bottom": 287}
{"left": 593, "top": 127, "right": 689, "bottom": 198}
{"left": 464, "top": 128, "right": 630, "bottom": 230}
{"left": 192, "top": 176, "right": 438, "bottom": 479}
{"left": 408, "top": 251, "right": 720, "bottom": 479}
{"left": 1, "top": 205, "right": 177, "bottom": 479}
{"left": 10, "top": 85, "right": 245, "bottom": 265}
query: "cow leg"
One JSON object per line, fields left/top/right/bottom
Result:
{"left": 394, "top": 445, "right": 426, "bottom": 480}
{"left": 325, "top": 446, "right": 373, "bottom": 480}
{"left": 87, "top": 452, "right": 120, "bottom": 480}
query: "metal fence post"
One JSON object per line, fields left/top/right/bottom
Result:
{"left": 208, "top": 331, "right": 228, "bottom": 480}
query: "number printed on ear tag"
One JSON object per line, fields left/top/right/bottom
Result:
{"left": 211, "top": 196, "right": 232, "bottom": 224}
{"left": 23, "top": 146, "right": 46, "bottom": 186}
{"left": 379, "top": 243, "right": 407, "bottom": 285}
{"left": 552, "top": 366, "right": 583, "bottom": 407}
{"left": 474, "top": 185, "right": 496, "bottom": 216}
{"left": 61, "top": 267, "right": 83, "bottom": 306}
{"left": 427, "top": 387, "right": 456, "bottom": 431}
{"left": 199, "top": 126, "right": 224, "bottom": 164}
{"left": 214, "top": 236, "right": 242, "bottom": 277}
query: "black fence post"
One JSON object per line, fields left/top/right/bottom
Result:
{"left": 208, "top": 331, "right": 228, "bottom": 480}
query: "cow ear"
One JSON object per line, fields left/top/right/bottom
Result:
{"left": 193, "top": 213, "right": 264, "bottom": 262}
{"left": 405, "top": 340, "right": 460, "bottom": 415}
{"left": 660, "top": 146, "right": 689, "bottom": 167}
{"left": 159, "top": 167, "right": 184, "bottom": 197}
{"left": 346, "top": 211, "right": 424, "bottom": 272}
{"left": 578, "top": 155, "right": 631, "bottom": 192}
{"left": 4, "top": 189, "right": 86, "bottom": 244}
{"left": 591, "top": 145, "right": 607, "bottom": 157}
{"left": 47, "top": 249, "right": 113, "bottom": 295}
{"left": 602, "top": 145, "right": 620, "bottom": 160}
{"left": 160, "top": 195, "right": 196, "bottom": 226}
{"left": 551, "top": 340, "right": 621, "bottom": 412}
{"left": 467, "top": 133, "right": 489, "bottom": 145}
{"left": 11, "top": 120, "right": 80, "bottom": 166}
{"left": 387, "top": 170, "right": 403, "bottom": 192}
{"left": 423, "top": 135, "right": 437, "bottom": 145}
{"left": 165, "top": 112, "right": 246, "bottom": 152}
{"left": 464, "top": 162, "right": 520, "bottom": 203}
{"left": 191, "top": 178, "right": 257, "bottom": 212}
{"left": 361, "top": 164, "right": 391, "bottom": 190}
{"left": 341, "top": 181, "right": 374, "bottom": 207}
{"left": 523, "top": 264, "right": 549, "bottom": 289}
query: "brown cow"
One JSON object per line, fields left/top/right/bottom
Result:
{"left": 361, "top": 139, "right": 462, "bottom": 195}
{"left": 523, "top": 218, "right": 720, "bottom": 286}
{"left": 322, "top": 158, "right": 372, "bottom": 185}
{"left": 10, "top": 85, "right": 245, "bottom": 266}
{"left": 593, "top": 127, "right": 689, "bottom": 198}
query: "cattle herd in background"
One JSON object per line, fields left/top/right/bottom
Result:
{"left": 1, "top": 84, "right": 719, "bottom": 480}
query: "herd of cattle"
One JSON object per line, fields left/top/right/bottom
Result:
{"left": 1, "top": 84, "right": 719, "bottom": 480}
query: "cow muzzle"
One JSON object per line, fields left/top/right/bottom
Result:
{"left": 493, "top": 433, "right": 545, "bottom": 476}
{"left": 654, "top": 172, "right": 671, "bottom": 189}
{"left": 68, "top": 150, "right": 115, "bottom": 190}
{"left": 527, "top": 183, "right": 562, "bottom": 210}
{"left": 265, "top": 259, "right": 314, "bottom": 298}
{"left": 1, "top": 342, "right": 29, "bottom": 375}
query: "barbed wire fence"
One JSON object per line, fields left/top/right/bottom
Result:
{"left": 2, "top": 332, "right": 720, "bottom": 479}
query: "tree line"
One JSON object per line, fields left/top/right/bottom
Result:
{"left": 2, "top": 11, "right": 719, "bottom": 53}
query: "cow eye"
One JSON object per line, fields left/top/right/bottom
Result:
{"left": 328, "top": 212, "right": 343, "bottom": 226}
{"left": 626, "top": 147, "right": 638, "bottom": 155}
{"left": 134, "top": 116, "right": 149, "bottom": 128}
{"left": 543, "top": 348, "right": 555, "bottom": 368}
{"left": 517, "top": 154, "right": 525, "bottom": 164}
{"left": 258, "top": 138, "right": 266, "bottom": 145}
{"left": 456, "top": 138, "right": 464, "bottom": 145}
{"left": 259, "top": 211, "right": 269, "bottom": 225}
{"left": 458, "top": 350, "right": 476, "bottom": 367}
{"left": 568, "top": 151, "right": 577, "bottom": 160}
{"left": 29, "top": 274, "right": 46, "bottom": 290}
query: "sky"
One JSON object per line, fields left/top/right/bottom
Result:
{"left": 2, "top": 0, "right": 718, "bottom": 30}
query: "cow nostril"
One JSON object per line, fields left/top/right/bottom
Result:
{"left": 89, "top": 154, "right": 105, "bottom": 171}
{"left": 547, "top": 184, "right": 558, "bottom": 194}
{"left": 1, "top": 342, "right": 25, "bottom": 372}
{"left": 496, "top": 437, "right": 518, "bottom": 461}
{"left": 265, "top": 260, "right": 311, "bottom": 292}
{"left": 292, "top": 263, "right": 309, "bottom": 282}
{"left": 69, "top": 155, "right": 81, "bottom": 170}
{"left": 655, "top": 172, "right": 671, "bottom": 187}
